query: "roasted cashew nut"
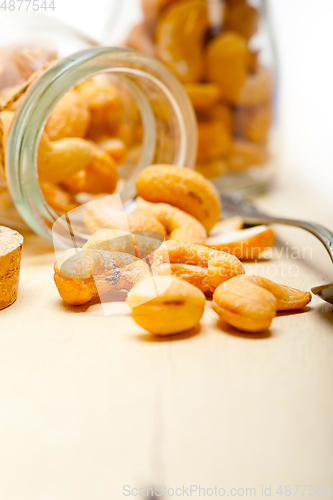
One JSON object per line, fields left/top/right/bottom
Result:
{"left": 127, "top": 275, "right": 206, "bottom": 336}
{"left": 213, "top": 275, "right": 312, "bottom": 332}
{"left": 155, "top": 0, "right": 209, "bottom": 83}
{"left": 54, "top": 246, "right": 150, "bottom": 306}
{"left": 151, "top": 240, "right": 245, "bottom": 294}
{"left": 136, "top": 165, "right": 221, "bottom": 232}
{"left": 137, "top": 200, "right": 206, "bottom": 244}
{"left": 83, "top": 197, "right": 166, "bottom": 237}
{"left": 45, "top": 89, "right": 91, "bottom": 141}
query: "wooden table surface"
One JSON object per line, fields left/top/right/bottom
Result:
{"left": 1, "top": 2, "right": 332, "bottom": 498}
{"left": 0, "top": 166, "right": 332, "bottom": 500}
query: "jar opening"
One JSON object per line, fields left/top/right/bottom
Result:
{"left": 5, "top": 47, "right": 197, "bottom": 245}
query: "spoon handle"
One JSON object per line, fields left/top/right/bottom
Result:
{"left": 219, "top": 194, "right": 333, "bottom": 265}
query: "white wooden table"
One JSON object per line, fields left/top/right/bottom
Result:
{"left": 1, "top": 1, "right": 333, "bottom": 497}
{"left": 0, "top": 166, "right": 332, "bottom": 499}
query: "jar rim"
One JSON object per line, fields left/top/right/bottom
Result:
{"left": 5, "top": 46, "right": 197, "bottom": 244}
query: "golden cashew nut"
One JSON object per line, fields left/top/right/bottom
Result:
{"left": 185, "top": 83, "right": 221, "bottom": 112}
{"left": 235, "top": 103, "right": 273, "bottom": 142}
{"left": 151, "top": 240, "right": 245, "bottom": 294}
{"left": 206, "top": 225, "right": 275, "bottom": 259}
{"left": 137, "top": 200, "right": 206, "bottom": 244}
{"left": 198, "top": 102, "right": 233, "bottom": 130}
{"left": 95, "top": 138, "right": 127, "bottom": 165}
{"left": 37, "top": 134, "right": 95, "bottom": 183}
{"left": 136, "top": 165, "right": 221, "bottom": 232}
{"left": 60, "top": 147, "right": 119, "bottom": 195}
{"left": 44, "top": 89, "right": 91, "bottom": 141}
{"left": 225, "top": 2, "right": 260, "bottom": 40}
{"left": 155, "top": 0, "right": 209, "bottom": 83}
{"left": 238, "top": 66, "right": 273, "bottom": 106}
{"left": 127, "top": 275, "right": 206, "bottom": 335}
{"left": 83, "top": 197, "right": 166, "bottom": 237}
{"left": 78, "top": 80, "right": 124, "bottom": 143}
{"left": 195, "top": 159, "right": 229, "bottom": 179}
{"left": 40, "top": 181, "right": 79, "bottom": 213}
{"left": 76, "top": 79, "right": 121, "bottom": 110}
{"left": 197, "top": 118, "right": 232, "bottom": 162}
{"left": 206, "top": 31, "right": 249, "bottom": 103}
{"left": 226, "top": 139, "right": 270, "bottom": 171}
{"left": 84, "top": 228, "right": 164, "bottom": 262}
{"left": 213, "top": 275, "right": 312, "bottom": 332}
{"left": 54, "top": 246, "right": 151, "bottom": 306}
{"left": 209, "top": 217, "right": 244, "bottom": 236}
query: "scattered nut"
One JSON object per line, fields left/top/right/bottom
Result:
{"left": 213, "top": 274, "right": 277, "bottom": 332}
{"left": 53, "top": 243, "right": 150, "bottom": 306}
{"left": 137, "top": 200, "right": 207, "bottom": 244}
{"left": 83, "top": 197, "right": 166, "bottom": 236}
{"left": 213, "top": 275, "right": 312, "bottom": 332}
{"left": 209, "top": 217, "right": 244, "bottom": 237}
{"left": 126, "top": 275, "right": 206, "bottom": 335}
{"left": 206, "top": 225, "right": 275, "bottom": 259}
{"left": 136, "top": 165, "right": 222, "bottom": 232}
{"left": 152, "top": 240, "right": 245, "bottom": 294}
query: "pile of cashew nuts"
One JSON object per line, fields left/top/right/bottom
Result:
{"left": 54, "top": 165, "right": 312, "bottom": 335}
{"left": 127, "top": 0, "right": 274, "bottom": 179}
{"left": 0, "top": 59, "right": 141, "bottom": 215}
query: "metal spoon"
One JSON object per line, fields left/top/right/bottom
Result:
{"left": 219, "top": 193, "right": 333, "bottom": 305}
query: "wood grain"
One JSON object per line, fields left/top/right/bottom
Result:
{"left": 0, "top": 187, "right": 332, "bottom": 499}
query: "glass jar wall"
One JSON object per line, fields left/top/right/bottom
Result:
{"left": 116, "top": 0, "right": 278, "bottom": 193}
{"left": 0, "top": 13, "right": 196, "bottom": 243}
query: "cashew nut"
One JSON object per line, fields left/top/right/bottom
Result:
{"left": 213, "top": 275, "right": 312, "bottom": 332}
{"left": 206, "top": 225, "right": 275, "bottom": 259}
{"left": 225, "top": 2, "right": 259, "bottom": 40}
{"left": 155, "top": 0, "right": 209, "bottom": 83}
{"left": 137, "top": 200, "right": 206, "bottom": 244}
{"left": 45, "top": 89, "right": 91, "bottom": 141}
{"left": 83, "top": 197, "right": 166, "bottom": 237}
{"left": 54, "top": 245, "right": 150, "bottom": 306}
{"left": 136, "top": 165, "right": 221, "bottom": 232}
{"left": 226, "top": 139, "right": 270, "bottom": 171}
{"left": 40, "top": 181, "right": 79, "bottom": 213}
{"left": 206, "top": 31, "right": 249, "bottom": 103}
{"left": 62, "top": 147, "right": 119, "bottom": 195}
{"left": 152, "top": 240, "right": 245, "bottom": 294}
{"left": 127, "top": 275, "right": 206, "bottom": 335}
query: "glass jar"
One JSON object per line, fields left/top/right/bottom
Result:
{"left": 109, "top": 0, "right": 278, "bottom": 193}
{"left": 0, "top": 12, "right": 197, "bottom": 245}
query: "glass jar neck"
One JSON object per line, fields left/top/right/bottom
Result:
{"left": 5, "top": 46, "right": 197, "bottom": 244}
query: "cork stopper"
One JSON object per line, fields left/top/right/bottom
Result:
{"left": 0, "top": 225, "right": 23, "bottom": 310}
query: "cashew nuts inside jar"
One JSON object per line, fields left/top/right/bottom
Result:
{"left": 112, "top": 0, "right": 278, "bottom": 194}
{"left": 0, "top": 14, "right": 197, "bottom": 245}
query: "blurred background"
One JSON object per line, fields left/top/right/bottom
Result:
{"left": 0, "top": 2, "right": 332, "bottom": 498}
{"left": 48, "top": 0, "right": 333, "bottom": 218}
